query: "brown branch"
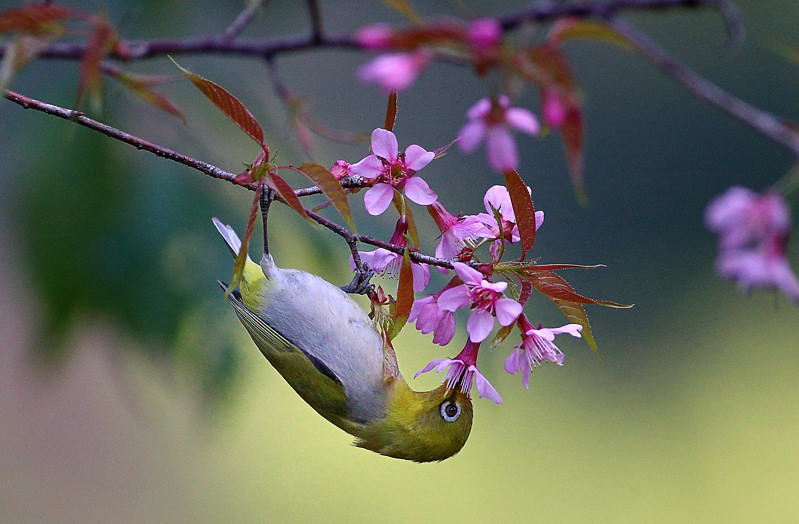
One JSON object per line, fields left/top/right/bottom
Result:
{"left": 2, "top": 89, "right": 453, "bottom": 269}
{"left": 606, "top": 17, "right": 799, "bottom": 157}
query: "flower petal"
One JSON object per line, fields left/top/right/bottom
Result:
{"left": 403, "top": 176, "right": 438, "bottom": 206}
{"left": 466, "top": 97, "right": 491, "bottom": 120}
{"left": 371, "top": 128, "right": 399, "bottom": 161}
{"left": 350, "top": 154, "right": 384, "bottom": 179}
{"left": 404, "top": 144, "right": 434, "bottom": 171}
{"left": 452, "top": 261, "right": 483, "bottom": 285}
{"left": 466, "top": 309, "right": 495, "bottom": 342}
{"left": 458, "top": 121, "right": 485, "bottom": 153}
{"left": 504, "top": 348, "right": 521, "bottom": 374}
{"left": 472, "top": 366, "right": 503, "bottom": 404}
{"left": 506, "top": 107, "right": 540, "bottom": 135}
{"left": 486, "top": 127, "right": 518, "bottom": 172}
{"left": 363, "top": 183, "right": 395, "bottom": 216}
{"left": 438, "top": 285, "right": 471, "bottom": 311}
{"left": 411, "top": 262, "right": 431, "bottom": 292}
{"left": 414, "top": 358, "right": 451, "bottom": 379}
{"left": 495, "top": 298, "right": 523, "bottom": 326}
{"left": 432, "top": 312, "right": 456, "bottom": 345}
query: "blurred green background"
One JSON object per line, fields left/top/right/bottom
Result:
{"left": 2, "top": 0, "right": 799, "bottom": 522}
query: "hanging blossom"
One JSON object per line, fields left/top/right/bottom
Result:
{"left": 428, "top": 201, "right": 492, "bottom": 262}
{"left": 352, "top": 217, "right": 431, "bottom": 292}
{"left": 705, "top": 186, "right": 799, "bottom": 302}
{"left": 329, "top": 160, "right": 352, "bottom": 180}
{"left": 458, "top": 95, "right": 540, "bottom": 172}
{"left": 438, "top": 262, "right": 523, "bottom": 342}
{"left": 351, "top": 128, "right": 437, "bottom": 216}
{"left": 477, "top": 185, "right": 544, "bottom": 257}
{"left": 415, "top": 339, "right": 502, "bottom": 403}
{"left": 505, "top": 315, "right": 583, "bottom": 389}
{"left": 409, "top": 285, "right": 458, "bottom": 346}
{"left": 541, "top": 87, "right": 568, "bottom": 129}
{"left": 358, "top": 51, "right": 431, "bottom": 93}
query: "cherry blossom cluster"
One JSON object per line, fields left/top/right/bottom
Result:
{"left": 338, "top": 128, "right": 582, "bottom": 404}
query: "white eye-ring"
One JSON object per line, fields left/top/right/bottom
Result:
{"left": 440, "top": 400, "right": 461, "bottom": 422}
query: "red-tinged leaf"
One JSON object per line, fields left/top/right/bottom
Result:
{"left": 561, "top": 97, "right": 586, "bottom": 203}
{"left": 393, "top": 247, "right": 415, "bottom": 335}
{"left": 384, "top": 90, "right": 398, "bottom": 132}
{"left": 297, "top": 162, "right": 356, "bottom": 232}
{"left": 490, "top": 322, "right": 516, "bottom": 349}
{"left": 112, "top": 70, "right": 185, "bottom": 122}
{"left": 267, "top": 169, "right": 311, "bottom": 223}
{"left": 0, "top": 34, "right": 49, "bottom": 90}
{"left": 432, "top": 137, "right": 458, "bottom": 158}
{"left": 0, "top": 4, "right": 72, "bottom": 35}
{"left": 391, "top": 192, "right": 419, "bottom": 247}
{"left": 496, "top": 261, "right": 605, "bottom": 272}
{"left": 227, "top": 184, "right": 263, "bottom": 299}
{"left": 551, "top": 296, "right": 600, "bottom": 357}
{"left": 503, "top": 169, "right": 536, "bottom": 255}
{"left": 524, "top": 269, "right": 632, "bottom": 308}
{"left": 548, "top": 19, "right": 633, "bottom": 50}
{"left": 518, "top": 278, "right": 533, "bottom": 306}
{"left": 378, "top": 0, "right": 421, "bottom": 23}
{"left": 77, "top": 15, "right": 117, "bottom": 111}
{"left": 170, "top": 57, "right": 267, "bottom": 152}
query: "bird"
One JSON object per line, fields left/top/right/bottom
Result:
{"left": 212, "top": 212, "right": 473, "bottom": 462}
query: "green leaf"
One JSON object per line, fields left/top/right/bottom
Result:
{"left": 503, "top": 169, "right": 536, "bottom": 256}
{"left": 171, "top": 57, "right": 267, "bottom": 152}
{"left": 297, "top": 162, "right": 356, "bottom": 233}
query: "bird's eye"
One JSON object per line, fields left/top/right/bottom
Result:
{"left": 440, "top": 400, "right": 461, "bottom": 422}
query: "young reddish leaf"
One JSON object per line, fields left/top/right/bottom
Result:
{"left": 518, "top": 278, "right": 533, "bottom": 306}
{"left": 266, "top": 170, "right": 311, "bottom": 222}
{"left": 0, "top": 4, "right": 72, "bottom": 35}
{"left": 0, "top": 35, "right": 49, "bottom": 90}
{"left": 548, "top": 19, "right": 633, "bottom": 50}
{"left": 111, "top": 70, "right": 185, "bottom": 122}
{"left": 490, "top": 322, "right": 515, "bottom": 349}
{"left": 226, "top": 184, "right": 263, "bottom": 299}
{"left": 524, "top": 269, "right": 632, "bottom": 308}
{"left": 561, "top": 97, "right": 586, "bottom": 203}
{"left": 391, "top": 192, "right": 419, "bottom": 247}
{"left": 392, "top": 247, "right": 415, "bottom": 335}
{"left": 378, "top": 0, "right": 421, "bottom": 23}
{"left": 297, "top": 162, "right": 356, "bottom": 232}
{"left": 496, "top": 261, "right": 605, "bottom": 272}
{"left": 171, "top": 57, "right": 267, "bottom": 152}
{"left": 432, "top": 137, "right": 458, "bottom": 158}
{"left": 551, "top": 297, "right": 600, "bottom": 357}
{"left": 384, "top": 90, "right": 398, "bottom": 132}
{"left": 503, "top": 169, "right": 536, "bottom": 256}
{"left": 77, "top": 15, "right": 117, "bottom": 111}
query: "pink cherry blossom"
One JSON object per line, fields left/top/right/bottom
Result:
{"left": 428, "top": 201, "right": 492, "bottom": 261}
{"left": 438, "top": 262, "right": 523, "bottom": 342}
{"left": 356, "top": 23, "right": 394, "bottom": 50}
{"left": 329, "top": 160, "right": 352, "bottom": 180}
{"left": 505, "top": 315, "right": 582, "bottom": 389}
{"left": 351, "top": 128, "right": 437, "bottom": 216}
{"left": 415, "top": 340, "right": 502, "bottom": 403}
{"left": 542, "top": 87, "right": 568, "bottom": 129}
{"left": 408, "top": 293, "right": 456, "bottom": 345}
{"left": 352, "top": 217, "right": 430, "bottom": 292}
{"left": 468, "top": 18, "right": 502, "bottom": 56}
{"left": 476, "top": 185, "right": 544, "bottom": 245}
{"left": 458, "top": 95, "right": 540, "bottom": 172}
{"left": 705, "top": 186, "right": 799, "bottom": 302}
{"left": 358, "top": 51, "right": 430, "bottom": 93}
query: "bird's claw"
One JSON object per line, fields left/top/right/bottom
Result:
{"left": 341, "top": 267, "right": 375, "bottom": 295}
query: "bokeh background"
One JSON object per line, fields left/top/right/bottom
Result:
{"left": 2, "top": 0, "right": 799, "bottom": 522}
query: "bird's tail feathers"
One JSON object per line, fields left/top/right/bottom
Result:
{"left": 212, "top": 217, "right": 252, "bottom": 262}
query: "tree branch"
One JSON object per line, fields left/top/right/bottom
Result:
{"left": 606, "top": 16, "right": 799, "bottom": 157}
{"left": 2, "top": 89, "right": 453, "bottom": 269}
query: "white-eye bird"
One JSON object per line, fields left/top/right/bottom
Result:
{"left": 212, "top": 216, "right": 472, "bottom": 462}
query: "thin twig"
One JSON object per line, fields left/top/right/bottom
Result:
{"left": 218, "top": 0, "right": 269, "bottom": 42}
{"left": 2, "top": 89, "right": 452, "bottom": 269}
{"left": 607, "top": 17, "right": 799, "bottom": 157}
